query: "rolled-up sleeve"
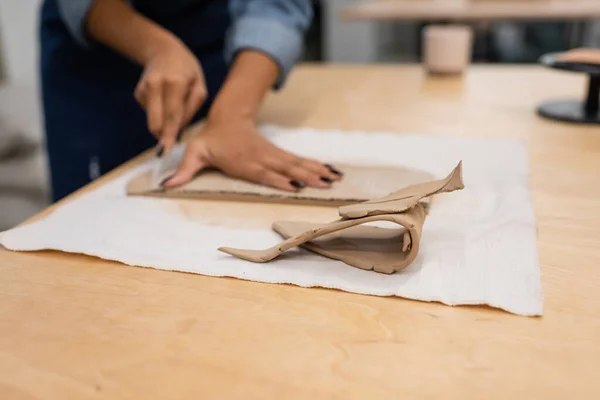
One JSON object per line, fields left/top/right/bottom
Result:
{"left": 227, "top": 0, "right": 313, "bottom": 89}
{"left": 56, "top": 0, "right": 96, "bottom": 46}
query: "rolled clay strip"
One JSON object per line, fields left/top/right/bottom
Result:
{"left": 218, "top": 162, "right": 464, "bottom": 274}
{"left": 338, "top": 161, "right": 463, "bottom": 218}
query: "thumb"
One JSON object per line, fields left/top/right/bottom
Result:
{"left": 162, "top": 140, "right": 209, "bottom": 188}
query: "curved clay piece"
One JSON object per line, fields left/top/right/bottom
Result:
{"left": 338, "top": 161, "right": 463, "bottom": 219}
{"left": 218, "top": 205, "right": 426, "bottom": 274}
{"left": 218, "top": 162, "right": 464, "bottom": 274}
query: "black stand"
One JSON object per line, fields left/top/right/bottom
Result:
{"left": 536, "top": 53, "right": 600, "bottom": 125}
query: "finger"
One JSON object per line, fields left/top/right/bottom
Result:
{"left": 162, "top": 144, "right": 207, "bottom": 188}
{"left": 145, "top": 79, "right": 164, "bottom": 137}
{"left": 182, "top": 79, "right": 207, "bottom": 126}
{"left": 134, "top": 82, "right": 145, "bottom": 107}
{"left": 239, "top": 164, "right": 301, "bottom": 192}
{"left": 297, "top": 157, "right": 343, "bottom": 182}
{"left": 273, "top": 151, "right": 342, "bottom": 185}
{"left": 263, "top": 154, "right": 330, "bottom": 189}
{"left": 161, "top": 79, "right": 187, "bottom": 153}
{"left": 323, "top": 163, "right": 344, "bottom": 178}
{"left": 285, "top": 165, "right": 332, "bottom": 188}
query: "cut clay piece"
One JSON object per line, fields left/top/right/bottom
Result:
{"left": 556, "top": 48, "right": 600, "bottom": 65}
{"left": 338, "top": 160, "right": 463, "bottom": 218}
{"left": 220, "top": 205, "right": 426, "bottom": 274}
{"left": 127, "top": 163, "right": 434, "bottom": 206}
{"left": 218, "top": 162, "right": 464, "bottom": 274}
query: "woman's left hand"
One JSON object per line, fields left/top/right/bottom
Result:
{"left": 161, "top": 118, "right": 343, "bottom": 192}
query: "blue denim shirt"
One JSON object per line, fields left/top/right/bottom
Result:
{"left": 56, "top": 0, "right": 313, "bottom": 87}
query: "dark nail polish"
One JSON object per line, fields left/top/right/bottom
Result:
{"left": 156, "top": 145, "right": 164, "bottom": 158}
{"left": 325, "top": 164, "right": 343, "bottom": 176}
{"left": 320, "top": 177, "right": 333, "bottom": 184}
{"left": 176, "top": 131, "right": 183, "bottom": 142}
{"left": 159, "top": 175, "right": 173, "bottom": 187}
{"left": 290, "top": 180, "right": 305, "bottom": 189}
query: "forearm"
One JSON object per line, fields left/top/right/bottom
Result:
{"left": 209, "top": 50, "right": 279, "bottom": 122}
{"left": 86, "top": 0, "right": 183, "bottom": 65}
{"left": 226, "top": 0, "right": 313, "bottom": 89}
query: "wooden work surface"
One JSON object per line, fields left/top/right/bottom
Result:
{"left": 341, "top": 0, "right": 600, "bottom": 21}
{"left": 1, "top": 65, "right": 600, "bottom": 399}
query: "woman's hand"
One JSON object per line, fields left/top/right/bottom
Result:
{"left": 158, "top": 50, "right": 339, "bottom": 192}
{"left": 162, "top": 118, "right": 343, "bottom": 191}
{"left": 134, "top": 42, "right": 207, "bottom": 154}
{"left": 85, "top": 0, "right": 207, "bottom": 153}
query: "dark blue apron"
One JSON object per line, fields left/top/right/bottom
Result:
{"left": 40, "top": 0, "right": 230, "bottom": 201}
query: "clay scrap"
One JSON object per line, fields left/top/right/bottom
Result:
{"left": 219, "top": 161, "right": 464, "bottom": 274}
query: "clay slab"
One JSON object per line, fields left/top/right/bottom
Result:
{"left": 126, "top": 164, "right": 434, "bottom": 206}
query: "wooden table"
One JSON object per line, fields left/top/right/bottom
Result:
{"left": 341, "top": 0, "right": 600, "bottom": 21}
{"left": 1, "top": 66, "right": 600, "bottom": 399}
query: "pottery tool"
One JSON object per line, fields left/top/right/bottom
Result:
{"left": 150, "top": 145, "right": 165, "bottom": 186}
{"left": 538, "top": 48, "right": 600, "bottom": 125}
{"left": 151, "top": 131, "right": 184, "bottom": 186}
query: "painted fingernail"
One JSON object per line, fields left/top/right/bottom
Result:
{"left": 290, "top": 180, "right": 306, "bottom": 189}
{"left": 325, "top": 164, "right": 343, "bottom": 176}
{"left": 159, "top": 175, "right": 173, "bottom": 187}
{"left": 156, "top": 145, "right": 164, "bottom": 158}
{"left": 176, "top": 131, "right": 183, "bottom": 142}
{"left": 320, "top": 177, "right": 333, "bottom": 184}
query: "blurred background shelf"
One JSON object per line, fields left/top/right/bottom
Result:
{"left": 340, "top": 0, "right": 600, "bottom": 21}
{"left": 306, "top": 0, "right": 600, "bottom": 64}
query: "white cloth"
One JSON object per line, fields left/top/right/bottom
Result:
{"left": 0, "top": 126, "right": 542, "bottom": 316}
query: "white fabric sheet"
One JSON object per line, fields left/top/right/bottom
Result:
{"left": 0, "top": 126, "right": 542, "bottom": 316}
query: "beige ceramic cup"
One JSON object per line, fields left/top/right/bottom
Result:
{"left": 422, "top": 24, "right": 473, "bottom": 75}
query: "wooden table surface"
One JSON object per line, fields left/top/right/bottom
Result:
{"left": 341, "top": 0, "right": 600, "bottom": 21}
{"left": 1, "top": 65, "right": 600, "bottom": 399}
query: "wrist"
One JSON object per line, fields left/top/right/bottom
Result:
{"left": 207, "top": 51, "right": 278, "bottom": 124}
{"left": 138, "top": 32, "right": 186, "bottom": 65}
{"left": 208, "top": 98, "right": 256, "bottom": 125}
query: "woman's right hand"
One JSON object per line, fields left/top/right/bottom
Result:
{"left": 85, "top": 0, "right": 207, "bottom": 152}
{"left": 134, "top": 41, "right": 207, "bottom": 154}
